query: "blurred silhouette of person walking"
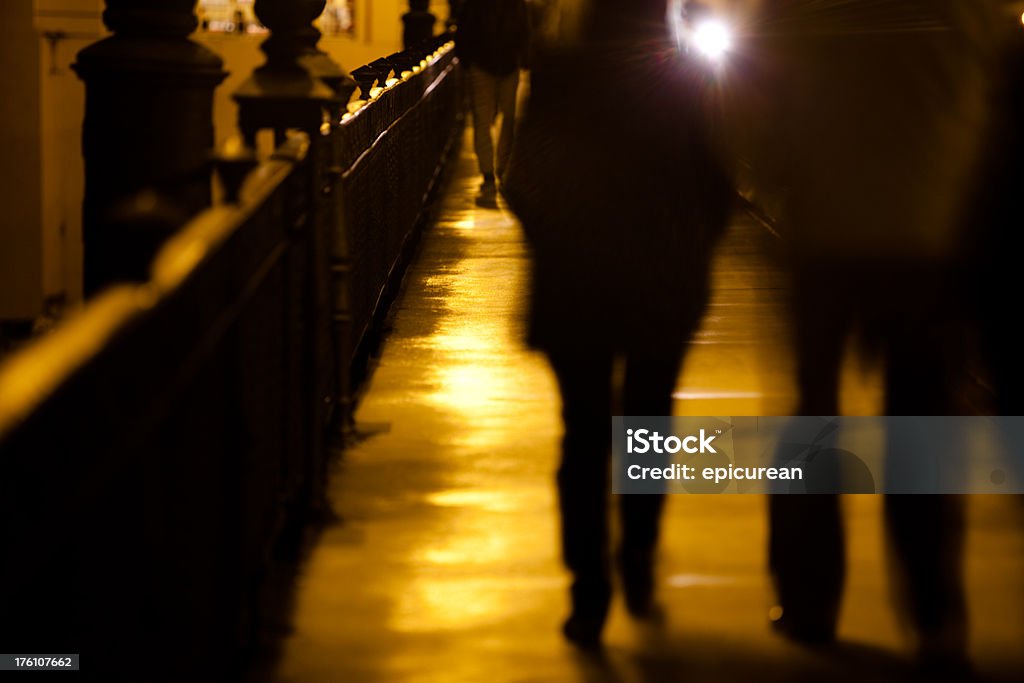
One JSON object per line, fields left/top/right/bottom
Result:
{"left": 455, "top": 0, "right": 530, "bottom": 206}
{"left": 746, "top": 0, "right": 1007, "bottom": 670}
{"left": 965, "top": 28, "right": 1024, "bottom": 419}
{"left": 503, "top": 0, "right": 733, "bottom": 649}
{"left": 402, "top": 0, "right": 437, "bottom": 49}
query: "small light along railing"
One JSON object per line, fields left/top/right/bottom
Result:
{"left": 342, "top": 39, "right": 455, "bottom": 123}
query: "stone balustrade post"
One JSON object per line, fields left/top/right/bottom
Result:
{"left": 74, "top": 0, "right": 226, "bottom": 296}
{"left": 234, "top": 0, "right": 356, "bottom": 143}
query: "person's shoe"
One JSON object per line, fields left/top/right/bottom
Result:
{"left": 768, "top": 605, "right": 836, "bottom": 646}
{"left": 562, "top": 580, "right": 610, "bottom": 650}
{"left": 562, "top": 612, "right": 604, "bottom": 651}
{"left": 628, "top": 598, "right": 667, "bottom": 624}
{"left": 476, "top": 176, "right": 498, "bottom": 208}
{"left": 916, "top": 649, "right": 972, "bottom": 681}
{"left": 619, "top": 547, "right": 659, "bottom": 620}
{"left": 916, "top": 626, "right": 970, "bottom": 680}
{"left": 478, "top": 173, "right": 496, "bottom": 193}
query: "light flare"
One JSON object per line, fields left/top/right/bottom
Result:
{"left": 693, "top": 19, "right": 733, "bottom": 61}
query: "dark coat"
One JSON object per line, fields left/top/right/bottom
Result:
{"left": 455, "top": 0, "right": 530, "bottom": 75}
{"left": 504, "top": 37, "right": 733, "bottom": 356}
{"left": 747, "top": 0, "right": 1000, "bottom": 263}
{"left": 966, "top": 34, "right": 1024, "bottom": 413}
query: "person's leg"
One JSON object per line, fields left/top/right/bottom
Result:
{"left": 494, "top": 70, "right": 521, "bottom": 180}
{"left": 769, "top": 264, "right": 850, "bottom": 643}
{"left": 546, "top": 350, "right": 616, "bottom": 647}
{"left": 885, "top": 494, "right": 966, "bottom": 663}
{"left": 883, "top": 277, "right": 968, "bottom": 666}
{"left": 618, "top": 348, "right": 686, "bottom": 618}
{"left": 468, "top": 66, "right": 497, "bottom": 180}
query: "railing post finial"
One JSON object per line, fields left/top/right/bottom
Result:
{"left": 235, "top": 0, "right": 356, "bottom": 144}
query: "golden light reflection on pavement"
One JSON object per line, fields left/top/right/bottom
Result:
{"left": 267, "top": 132, "right": 1024, "bottom": 683}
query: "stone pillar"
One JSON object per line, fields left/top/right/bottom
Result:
{"left": 74, "top": 1, "right": 227, "bottom": 296}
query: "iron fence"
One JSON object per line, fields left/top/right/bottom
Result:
{"left": 0, "top": 35, "right": 462, "bottom": 679}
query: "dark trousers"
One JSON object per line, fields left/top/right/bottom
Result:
{"left": 546, "top": 348, "right": 685, "bottom": 618}
{"left": 770, "top": 264, "right": 966, "bottom": 647}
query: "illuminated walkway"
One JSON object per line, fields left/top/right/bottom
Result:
{"left": 265, "top": 134, "right": 1024, "bottom": 682}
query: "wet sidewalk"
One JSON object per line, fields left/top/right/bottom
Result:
{"left": 266, "top": 134, "right": 1024, "bottom": 683}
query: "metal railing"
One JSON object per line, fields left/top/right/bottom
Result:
{"left": 333, "top": 42, "right": 463, "bottom": 409}
{"left": 0, "top": 35, "right": 462, "bottom": 678}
